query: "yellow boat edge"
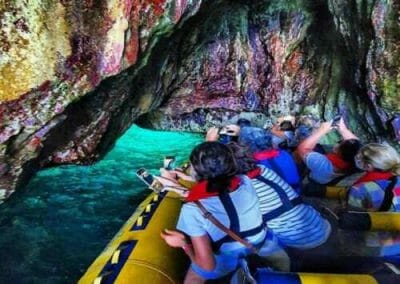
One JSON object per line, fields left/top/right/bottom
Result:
{"left": 78, "top": 191, "right": 188, "bottom": 284}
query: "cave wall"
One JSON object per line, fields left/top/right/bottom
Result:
{"left": 0, "top": 0, "right": 203, "bottom": 201}
{"left": 0, "top": 0, "right": 399, "bottom": 202}
{"left": 139, "top": 0, "right": 399, "bottom": 137}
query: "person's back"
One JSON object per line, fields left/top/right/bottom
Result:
{"left": 162, "top": 142, "right": 285, "bottom": 283}
{"left": 179, "top": 176, "right": 267, "bottom": 252}
{"left": 238, "top": 126, "right": 301, "bottom": 193}
{"left": 271, "top": 119, "right": 296, "bottom": 150}
{"left": 348, "top": 143, "right": 400, "bottom": 212}
{"left": 349, "top": 178, "right": 400, "bottom": 212}
{"left": 297, "top": 119, "right": 361, "bottom": 186}
{"left": 252, "top": 166, "right": 331, "bottom": 249}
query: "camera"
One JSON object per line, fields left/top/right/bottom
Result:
{"left": 332, "top": 115, "right": 341, "bottom": 127}
{"left": 163, "top": 156, "right": 176, "bottom": 170}
{"left": 218, "top": 128, "right": 238, "bottom": 144}
{"left": 135, "top": 168, "right": 163, "bottom": 192}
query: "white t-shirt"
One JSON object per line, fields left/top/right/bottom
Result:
{"left": 176, "top": 176, "right": 265, "bottom": 252}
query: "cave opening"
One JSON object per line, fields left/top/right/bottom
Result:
{"left": 0, "top": 0, "right": 400, "bottom": 282}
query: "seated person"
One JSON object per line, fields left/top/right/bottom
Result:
{"left": 348, "top": 143, "right": 400, "bottom": 211}
{"left": 297, "top": 118, "right": 361, "bottom": 186}
{"left": 293, "top": 115, "right": 319, "bottom": 145}
{"left": 271, "top": 116, "right": 296, "bottom": 149}
{"left": 227, "top": 142, "right": 331, "bottom": 249}
{"left": 238, "top": 126, "right": 301, "bottom": 194}
{"left": 161, "top": 142, "right": 285, "bottom": 284}
{"left": 236, "top": 117, "right": 252, "bottom": 128}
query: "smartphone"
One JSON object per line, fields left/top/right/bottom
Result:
{"left": 391, "top": 116, "right": 400, "bottom": 141}
{"left": 332, "top": 115, "right": 341, "bottom": 127}
{"left": 135, "top": 168, "right": 163, "bottom": 192}
{"left": 163, "top": 156, "right": 176, "bottom": 170}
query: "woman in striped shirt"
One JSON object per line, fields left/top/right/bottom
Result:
{"left": 227, "top": 142, "right": 332, "bottom": 249}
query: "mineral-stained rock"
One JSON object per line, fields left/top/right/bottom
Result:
{"left": 0, "top": 0, "right": 203, "bottom": 201}
{"left": 0, "top": 0, "right": 399, "bottom": 202}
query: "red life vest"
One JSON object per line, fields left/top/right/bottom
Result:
{"left": 326, "top": 153, "right": 353, "bottom": 172}
{"left": 353, "top": 171, "right": 393, "bottom": 185}
{"left": 185, "top": 176, "right": 241, "bottom": 202}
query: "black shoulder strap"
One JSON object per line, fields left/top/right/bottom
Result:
{"left": 378, "top": 176, "right": 398, "bottom": 212}
{"left": 326, "top": 169, "right": 360, "bottom": 186}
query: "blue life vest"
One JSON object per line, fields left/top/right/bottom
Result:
{"left": 255, "top": 150, "right": 301, "bottom": 194}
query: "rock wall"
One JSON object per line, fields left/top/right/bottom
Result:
{"left": 0, "top": 0, "right": 202, "bottom": 201}
{"left": 139, "top": 0, "right": 399, "bottom": 138}
{"left": 0, "top": 0, "right": 399, "bottom": 201}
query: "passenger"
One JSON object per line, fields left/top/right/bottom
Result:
{"left": 236, "top": 117, "right": 252, "bottom": 128}
{"left": 160, "top": 142, "right": 285, "bottom": 283}
{"left": 297, "top": 118, "right": 362, "bottom": 186}
{"left": 227, "top": 142, "right": 332, "bottom": 249}
{"left": 293, "top": 115, "right": 319, "bottom": 145}
{"left": 347, "top": 143, "right": 400, "bottom": 211}
{"left": 238, "top": 126, "right": 302, "bottom": 194}
{"left": 271, "top": 116, "right": 296, "bottom": 150}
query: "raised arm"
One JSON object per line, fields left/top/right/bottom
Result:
{"left": 337, "top": 118, "right": 359, "bottom": 140}
{"left": 297, "top": 121, "right": 333, "bottom": 159}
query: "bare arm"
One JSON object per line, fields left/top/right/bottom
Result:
{"left": 337, "top": 118, "right": 359, "bottom": 140}
{"left": 190, "top": 235, "right": 215, "bottom": 270}
{"left": 205, "top": 127, "right": 220, "bottom": 142}
{"left": 297, "top": 121, "right": 333, "bottom": 159}
{"left": 161, "top": 230, "right": 215, "bottom": 270}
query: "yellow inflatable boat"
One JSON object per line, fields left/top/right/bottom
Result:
{"left": 79, "top": 191, "right": 188, "bottom": 284}
{"left": 80, "top": 190, "right": 400, "bottom": 284}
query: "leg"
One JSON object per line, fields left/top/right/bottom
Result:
{"left": 258, "top": 249, "right": 290, "bottom": 272}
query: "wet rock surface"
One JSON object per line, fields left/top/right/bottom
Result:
{"left": 1, "top": 0, "right": 400, "bottom": 201}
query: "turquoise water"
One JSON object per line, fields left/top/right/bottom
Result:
{"left": 0, "top": 125, "right": 202, "bottom": 284}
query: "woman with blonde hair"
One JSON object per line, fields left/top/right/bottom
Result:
{"left": 348, "top": 143, "right": 400, "bottom": 211}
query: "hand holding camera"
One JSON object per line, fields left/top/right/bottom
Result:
{"left": 332, "top": 115, "right": 341, "bottom": 128}
{"left": 136, "top": 168, "right": 189, "bottom": 197}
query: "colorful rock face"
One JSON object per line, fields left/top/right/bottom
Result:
{"left": 0, "top": 0, "right": 202, "bottom": 201}
{"left": 0, "top": 0, "right": 399, "bottom": 201}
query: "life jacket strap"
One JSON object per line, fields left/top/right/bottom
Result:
{"left": 379, "top": 176, "right": 399, "bottom": 211}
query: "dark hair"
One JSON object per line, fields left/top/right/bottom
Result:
{"left": 237, "top": 118, "right": 251, "bottom": 128}
{"left": 238, "top": 126, "right": 272, "bottom": 153}
{"left": 190, "top": 142, "right": 238, "bottom": 193}
{"left": 279, "top": 120, "right": 295, "bottom": 131}
{"left": 338, "top": 139, "right": 362, "bottom": 164}
{"left": 226, "top": 142, "right": 257, "bottom": 174}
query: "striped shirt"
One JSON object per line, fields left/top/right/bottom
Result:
{"left": 252, "top": 166, "right": 331, "bottom": 249}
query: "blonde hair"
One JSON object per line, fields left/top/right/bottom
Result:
{"left": 359, "top": 143, "right": 400, "bottom": 175}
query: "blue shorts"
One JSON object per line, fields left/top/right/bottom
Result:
{"left": 191, "top": 230, "right": 282, "bottom": 280}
